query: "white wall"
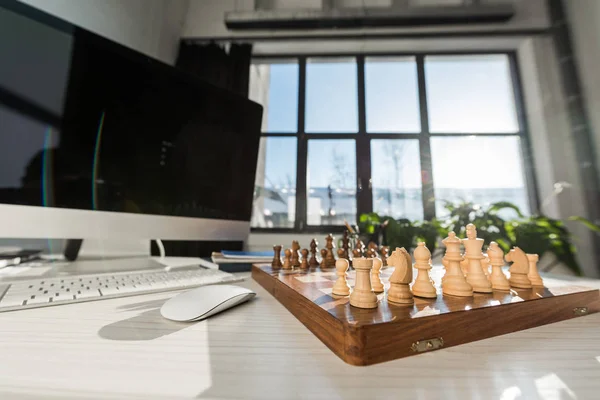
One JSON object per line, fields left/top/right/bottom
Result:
{"left": 564, "top": 0, "right": 600, "bottom": 181}
{"left": 182, "top": 0, "right": 549, "bottom": 40}
{"left": 518, "top": 37, "right": 597, "bottom": 278}
{"left": 18, "top": 0, "right": 190, "bottom": 65}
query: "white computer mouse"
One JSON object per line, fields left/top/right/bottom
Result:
{"left": 160, "top": 284, "right": 256, "bottom": 322}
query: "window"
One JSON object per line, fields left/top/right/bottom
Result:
{"left": 250, "top": 54, "right": 534, "bottom": 231}
{"left": 306, "top": 58, "right": 358, "bottom": 133}
{"left": 307, "top": 139, "right": 357, "bottom": 225}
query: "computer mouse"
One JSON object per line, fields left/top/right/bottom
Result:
{"left": 160, "top": 284, "right": 256, "bottom": 322}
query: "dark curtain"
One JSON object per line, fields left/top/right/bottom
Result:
{"left": 176, "top": 42, "right": 252, "bottom": 98}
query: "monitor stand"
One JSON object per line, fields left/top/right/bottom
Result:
{"left": 63, "top": 239, "right": 83, "bottom": 261}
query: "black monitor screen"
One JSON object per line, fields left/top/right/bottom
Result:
{"left": 0, "top": 3, "right": 262, "bottom": 221}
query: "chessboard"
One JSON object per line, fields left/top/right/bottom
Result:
{"left": 252, "top": 264, "right": 600, "bottom": 366}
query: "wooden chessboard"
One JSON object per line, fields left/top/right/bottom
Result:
{"left": 252, "top": 264, "right": 600, "bottom": 366}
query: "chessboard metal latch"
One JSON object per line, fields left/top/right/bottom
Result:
{"left": 411, "top": 337, "right": 444, "bottom": 353}
{"left": 573, "top": 307, "right": 588, "bottom": 316}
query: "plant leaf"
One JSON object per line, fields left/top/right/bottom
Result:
{"left": 568, "top": 216, "right": 600, "bottom": 233}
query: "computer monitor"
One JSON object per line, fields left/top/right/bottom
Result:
{"left": 0, "top": 2, "right": 263, "bottom": 248}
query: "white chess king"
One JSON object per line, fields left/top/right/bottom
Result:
{"left": 462, "top": 224, "right": 493, "bottom": 293}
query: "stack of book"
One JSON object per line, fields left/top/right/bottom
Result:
{"left": 210, "top": 250, "right": 272, "bottom": 272}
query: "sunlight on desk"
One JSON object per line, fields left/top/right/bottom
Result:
{"left": 500, "top": 386, "right": 522, "bottom": 400}
{"left": 535, "top": 373, "right": 577, "bottom": 400}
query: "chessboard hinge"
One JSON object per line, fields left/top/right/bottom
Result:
{"left": 573, "top": 307, "right": 588, "bottom": 316}
{"left": 411, "top": 337, "right": 444, "bottom": 353}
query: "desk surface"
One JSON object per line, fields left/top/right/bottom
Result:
{"left": 1, "top": 272, "right": 600, "bottom": 400}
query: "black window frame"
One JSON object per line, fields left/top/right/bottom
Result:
{"left": 250, "top": 50, "right": 539, "bottom": 234}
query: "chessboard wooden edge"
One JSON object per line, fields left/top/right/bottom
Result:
{"left": 252, "top": 265, "right": 600, "bottom": 366}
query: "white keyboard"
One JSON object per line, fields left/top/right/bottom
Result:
{"left": 0, "top": 268, "right": 241, "bottom": 313}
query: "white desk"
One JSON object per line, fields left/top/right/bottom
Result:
{"left": 1, "top": 272, "right": 599, "bottom": 400}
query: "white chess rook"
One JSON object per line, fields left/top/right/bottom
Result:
{"left": 349, "top": 258, "right": 378, "bottom": 309}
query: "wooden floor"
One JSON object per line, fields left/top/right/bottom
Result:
{"left": 0, "top": 272, "right": 599, "bottom": 399}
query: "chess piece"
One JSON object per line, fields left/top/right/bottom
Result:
{"left": 272, "top": 245, "right": 283, "bottom": 269}
{"left": 352, "top": 248, "right": 363, "bottom": 259}
{"left": 324, "top": 234, "right": 336, "bottom": 268}
{"left": 282, "top": 248, "right": 292, "bottom": 270}
{"left": 527, "top": 253, "right": 544, "bottom": 286}
{"left": 441, "top": 232, "right": 473, "bottom": 297}
{"left": 354, "top": 238, "right": 365, "bottom": 258}
{"left": 349, "top": 257, "right": 378, "bottom": 308}
{"left": 487, "top": 241, "right": 510, "bottom": 291}
{"left": 332, "top": 258, "right": 351, "bottom": 296}
{"left": 299, "top": 249, "right": 309, "bottom": 270}
{"left": 462, "top": 224, "right": 493, "bottom": 293}
{"left": 366, "top": 242, "right": 379, "bottom": 258}
{"left": 320, "top": 248, "right": 328, "bottom": 269}
{"left": 505, "top": 247, "right": 532, "bottom": 289}
{"left": 308, "top": 239, "right": 319, "bottom": 268}
{"left": 481, "top": 256, "right": 491, "bottom": 280}
{"left": 460, "top": 257, "right": 468, "bottom": 276}
{"left": 371, "top": 257, "right": 384, "bottom": 293}
{"left": 379, "top": 245, "right": 389, "bottom": 267}
{"left": 341, "top": 231, "right": 350, "bottom": 260}
{"left": 387, "top": 248, "right": 414, "bottom": 305}
{"left": 412, "top": 242, "right": 437, "bottom": 298}
{"left": 290, "top": 241, "right": 301, "bottom": 268}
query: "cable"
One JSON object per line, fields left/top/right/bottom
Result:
{"left": 155, "top": 239, "right": 166, "bottom": 259}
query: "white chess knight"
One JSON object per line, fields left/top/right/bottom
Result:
{"left": 412, "top": 242, "right": 437, "bottom": 298}
{"left": 505, "top": 247, "right": 532, "bottom": 289}
{"left": 462, "top": 224, "right": 493, "bottom": 293}
{"left": 441, "top": 232, "right": 473, "bottom": 297}
{"left": 387, "top": 247, "right": 414, "bottom": 305}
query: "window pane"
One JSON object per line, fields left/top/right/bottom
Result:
{"left": 251, "top": 137, "right": 297, "bottom": 228}
{"left": 306, "top": 58, "right": 358, "bottom": 133}
{"left": 249, "top": 60, "right": 298, "bottom": 133}
{"left": 425, "top": 55, "right": 519, "bottom": 133}
{"left": 307, "top": 139, "right": 356, "bottom": 225}
{"left": 365, "top": 57, "right": 420, "bottom": 133}
{"left": 431, "top": 136, "right": 529, "bottom": 217}
{"left": 371, "top": 140, "right": 423, "bottom": 220}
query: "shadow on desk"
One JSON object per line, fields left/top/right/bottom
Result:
{"left": 98, "top": 297, "right": 191, "bottom": 341}
{"left": 92, "top": 282, "right": 600, "bottom": 399}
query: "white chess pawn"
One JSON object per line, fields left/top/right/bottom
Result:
{"left": 441, "top": 232, "right": 473, "bottom": 297}
{"left": 387, "top": 248, "right": 414, "bottom": 305}
{"left": 349, "top": 258, "right": 378, "bottom": 309}
{"left": 527, "top": 253, "right": 544, "bottom": 287}
{"left": 371, "top": 257, "right": 384, "bottom": 293}
{"left": 506, "top": 247, "right": 532, "bottom": 289}
{"left": 412, "top": 242, "right": 437, "bottom": 299}
{"left": 332, "top": 258, "right": 351, "bottom": 296}
{"left": 461, "top": 224, "right": 493, "bottom": 293}
{"left": 487, "top": 242, "right": 510, "bottom": 291}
